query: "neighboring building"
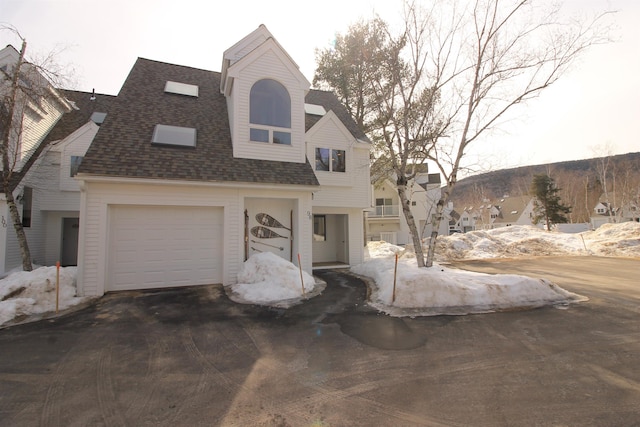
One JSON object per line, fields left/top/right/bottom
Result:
{"left": 449, "top": 195, "right": 537, "bottom": 232}
{"left": 75, "top": 26, "right": 371, "bottom": 297}
{"left": 366, "top": 170, "right": 447, "bottom": 245}
{"left": 491, "top": 196, "right": 536, "bottom": 228}
{"left": 0, "top": 45, "right": 84, "bottom": 274}
{"left": 13, "top": 90, "right": 115, "bottom": 270}
{"left": 590, "top": 192, "right": 640, "bottom": 229}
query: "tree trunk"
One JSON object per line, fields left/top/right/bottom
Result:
{"left": 2, "top": 182, "right": 32, "bottom": 271}
{"left": 397, "top": 181, "right": 425, "bottom": 268}
{"left": 425, "top": 182, "right": 454, "bottom": 268}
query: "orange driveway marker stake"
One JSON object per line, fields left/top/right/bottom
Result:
{"left": 297, "top": 253, "right": 306, "bottom": 297}
{"left": 392, "top": 253, "right": 398, "bottom": 303}
{"left": 55, "top": 261, "right": 60, "bottom": 313}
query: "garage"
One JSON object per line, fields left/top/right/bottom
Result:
{"left": 107, "top": 205, "right": 224, "bottom": 291}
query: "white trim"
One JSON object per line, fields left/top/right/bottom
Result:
{"left": 75, "top": 174, "right": 319, "bottom": 191}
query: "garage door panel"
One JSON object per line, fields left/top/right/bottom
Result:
{"left": 108, "top": 206, "right": 223, "bottom": 291}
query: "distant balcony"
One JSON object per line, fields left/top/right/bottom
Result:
{"left": 369, "top": 204, "right": 400, "bottom": 218}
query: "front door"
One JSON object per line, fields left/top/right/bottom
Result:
{"left": 61, "top": 217, "right": 79, "bottom": 266}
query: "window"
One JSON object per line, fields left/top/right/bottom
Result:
{"left": 375, "top": 198, "right": 395, "bottom": 216}
{"left": 304, "top": 103, "right": 326, "bottom": 116}
{"left": 152, "top": 124, "right": 196, "bottom": 147}
{"left": 411, "top": 201, "right": 417, "bottom": 206}
{"left": 332, "top": 149, "right": 345, "bottom": 172}
{"left": 316, "top": 148, "right": 330, "bottom": 171}
{"left": 315, "top": 148, "right": 345, "bottom": 172}
{"left": 164, "top": 81, "right": 199, "bottom": 97}
{"left": 22, "top": 187, "right": 32, "bottom": 228}
{"left": 70, "top": 156, "right": 83, "bottom": 177}
{"left": 90, "top": 112, "right": 107, "bottom": 125}
{"left": 313, "top": 215, "right": 326, "bottom": 241}
{"left": 249, "top": 79, "right": 291, "bottom": 145}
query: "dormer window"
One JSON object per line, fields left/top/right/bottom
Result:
{"left": 249, "top": 79, "right": 291, "bottom": 145}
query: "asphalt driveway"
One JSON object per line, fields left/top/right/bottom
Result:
{"left": 1, "top": 257, "right": 639, "bottom": 426}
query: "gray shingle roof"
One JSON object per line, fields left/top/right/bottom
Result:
{"left": 79, "top": 58, "right": 324, "bottom": 186}
{"left": 304, "top": 89, "right": 370, "bottom": 143}
{"left": 9, "top": 89, "right": 116, "bottom": 191}
{"left": 44, "top": 90, "right": 116, "bottom": 144}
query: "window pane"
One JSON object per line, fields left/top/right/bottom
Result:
{"left": 315, "top": 148, "right": 330, "bottom": 171}
{"left": 332, "top": 149, "right": 345, "bottom": 172}
{"left": 273, "top": 131, "right": 291, "bottom": 145}
{"left": 152, "top": 124, "right": 196, "bottom": 147}
{"left": 250, "top": 128, "right": 269, "bottom": 142}
{"left": 70, "top": 156, "right": 83, "bottom": 177}
{"left": 313, "top": 215, "right": 326, "bottom": 241}
{"left": 90, "top": 112, "right": 107, "bottom": 125}
{"left": 22, "top": 186, "right": 32, "bottom": 228}
{"left": 164, "top": 81, "right": 199, "bottom": 97}
{"left": 250, "top": 79, "right": 291, "bottom": 128}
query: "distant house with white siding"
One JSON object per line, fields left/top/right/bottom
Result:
{"left": 366, "top": 170, "right": 447, "bottom": 245}
{"left": 590, "top": 192, "right": 640, "bottom": 229}
{"left": 450, "top": 195, "right": 537, "bottom": 232}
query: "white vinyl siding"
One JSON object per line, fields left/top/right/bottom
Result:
{"left": 77, "top": 182, "right": 240, "bottom": 296}
{"left": 76, "top": 180, "right": 314, "bottom": 296}
{"left": 307, "top": 112, "right": 371, "bottom": 209}
{"left": 58, "top": 122, "right": 99, "bottom": 191}
{"left": 230, "top": 49, "right": 307, "bottom": 163}
{"left": 18, "top": 96, "right": 66, "bottom": 169}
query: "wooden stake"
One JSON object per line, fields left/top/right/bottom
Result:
{"left": 55, "top": 261, "right": 60, "bottom": 313}
{"left": 290, "top": 210, "right": 294, "bottom": 262}
{"left": 392, "top": 253, "right": 398, "bottom": 303}
{"left": 297, "top": 253, "right": 306, "bottom": 297}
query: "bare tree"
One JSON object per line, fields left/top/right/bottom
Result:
{"left": 1, "top": 26, "right": 73, "bottom": 271}
{"left": 418, "top": 0, "right": 614, "bottom": 265}
{"left": 315, "top": 0, "right": 613, "bottom": 267}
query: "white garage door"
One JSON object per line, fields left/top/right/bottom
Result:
{"left": 108, "top": 205, "right": 223, "bottom": 291}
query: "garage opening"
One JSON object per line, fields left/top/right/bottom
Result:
{"left": 107, "top": 205, "right": 223, "bottom": 291}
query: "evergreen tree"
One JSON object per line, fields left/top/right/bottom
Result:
{"left": 530, "top": 174, "right": 571, "bottom": 231}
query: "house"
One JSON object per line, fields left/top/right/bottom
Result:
{"left": 75, "top": 26, "right": 371, "bottom": 297}
{"left": 449, "top": 195, "right": 536, "bottom": 232}
{"left": 590, "top": 192, "right": 640, "bottom": 229}
{"left": 490, "top": 195, "right": 536, "bottom": 228}
{"left": 366, "top": 170, "right": 447, "bottom": 245}
{"left": 0, "top": 45, "right": 87, "bottom": 274}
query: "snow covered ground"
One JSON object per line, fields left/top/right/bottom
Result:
{"left": 0, "top": 266, "right": 91, "bottom": 327}
{"left": 1, "top": 222, "right": 638, "bottom": 327}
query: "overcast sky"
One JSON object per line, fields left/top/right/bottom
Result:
{"left": 2, "top": 0, "right": 638, "bottom": 171}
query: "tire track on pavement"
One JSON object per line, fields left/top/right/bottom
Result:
{"left": 96, "top": 348, "right": 127, "bottom": 427}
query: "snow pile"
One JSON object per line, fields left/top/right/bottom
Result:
{"left": 354, "top": 242, "right": 586, "bottom": 316}
{"left": 227, "top": 252, "right": 323, "bottom": 308}
{"left": 0, "top": 266, "right": 89, "bottom": 327}
{"left": 583, "top": 222, "right": 640, "bottom": 257}
{"left": 436, "top": 222, "right": 640, "bottom": 260}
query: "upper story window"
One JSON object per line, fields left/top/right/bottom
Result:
{"left": 315, "top": 148, "right": 345, "bottom": 172}
{"left": 250, "top": 79, "right": 291, "bottom": 145}
{"left": 70, "top": 156, "right": 83, "bottom": 177}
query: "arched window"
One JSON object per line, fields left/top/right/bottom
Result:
{"left": 249, "top": 79, "right": 291, "bottom": 145}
